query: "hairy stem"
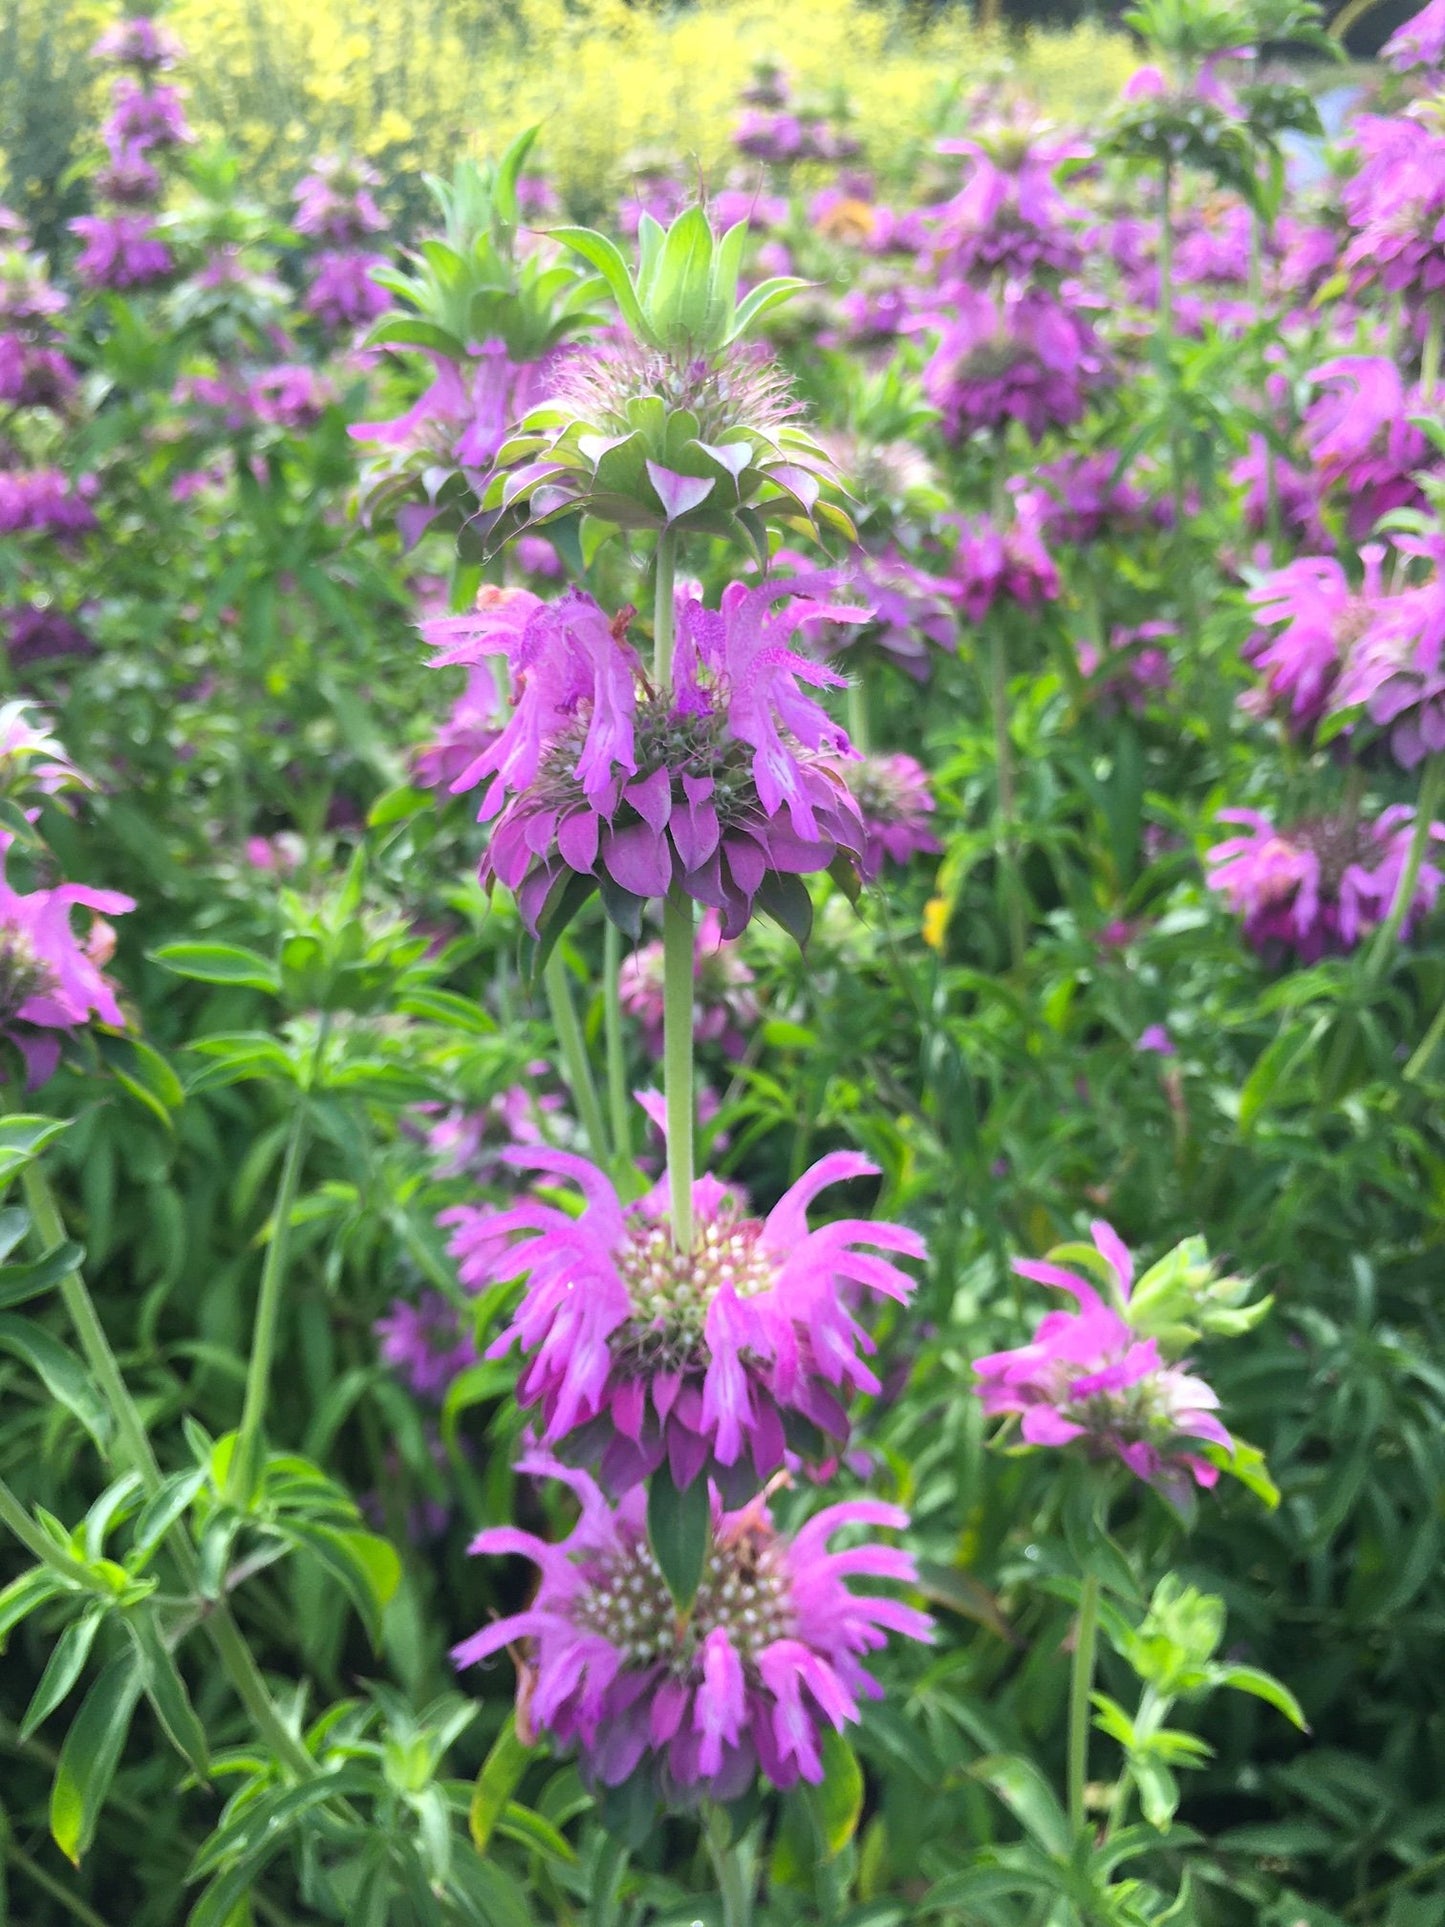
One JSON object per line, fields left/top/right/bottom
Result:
{"left": 846, "top": 672, "right": 871, "bottom": 755}
{"left": 602, "top": 920, "right": 633, "bottom": 1172}
{"left": 663, "top": 889, "right": 696, "bottom": 1251}
{"left": 544, "top": 949, "right": 611, "bottom": 1168}
{"left": 1423, "top": 299, "right": 1442, "bottom": 404}
{"left": 1157, "top": 159, "right": 1174, "bottom": 354}
{"left": 1068, "top": 1570, "right": 1102, "bottom": 1836}
{"left": 702, "top": 1805, "right": 754, "bottom": 1927}
{"left": 654, "top": 528, "right": 678, "bottom": 690}
{"left": 989, "top": 628, "right": 1026, "bottom": 970}
{"left": 1368, "top": 755, "right": 1443, "bottom": 982}
{"left": 24, "top": 1161, "right": 164, "bottom": 1493}
{"left": 231, "top": 1018, "right": 330, "bottom": 1505}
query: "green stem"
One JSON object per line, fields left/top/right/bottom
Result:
{"left": 846, "top": 673, "right": 871, "bottom": 755}
{"left": 654, "top": 529, "right": 678, "bottom": 690}
{"left": 203, "top": 1605, "right": 317, "bottom": 1780}
{"left": 1422, "top": 300, "right": 1442, "bottom": 403}
{"left": 662, "top": 889, "right": 696, "bottom": 1252}
{"left": 230, "top": 1020, "right": 330, "bottom": 1505}
{"left": 0, "top": 1473, "right": 95, "bottom": 1582}
{"left": 989, "top": 628, "right": 1026, "bottom": 971}
{"left": 2, "top": 1838, "right": 114, "bottom": 1927}
{"left": 544, "top": 949, "right": 611, "bottom": 1169}
{"left": 23, "top": 1161, "right": 164, "bottom": 1493}
{"left": 1367, "top": 755, "right": 1444, "bottom": 983}
{"left": 602, "top": 921, "right": 633, "bottom": 1172}
{"left": 1067, "top": 1570, "right": 1102, "bottom": 1836}
{"left": 702, "top": 1806, "right": 753, "bottom": 1927}
{"left": 1405, "top": 988, "right": 1445, "bottom": 1083}
{"left": 1157, "top": 160, "right": 1173, "bottom": 356}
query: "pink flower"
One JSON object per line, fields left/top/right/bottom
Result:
{"left": 427, "top": 581, "right": 866, "bottom": 938}
{"left": 1302, "top": 358, "right": 1428, "bottom": 540}
{"left": 972, "top": 1220, "right": 1232, "bottom": 1506}
{"left": 1077, "top": 622, "right": 1174, "bottom": 715}
{"left": 1327, "top": 557, "right": 1445, "bottom": 768}
{"left": 846, "top": 754, "right": 941, "bottom": 882}
{"left": 102, "top": 79, "right": 191, "bottom": 151}
{"left": 917, "top": 286, "right": 1103, "bottom": 443}
{"left": 454, "top": 1459, "right": 931, "bottom": 1802}
{"left": 938, "top": 494, "right": 1060, "bottom": 622}
{"left": 293, "top": 156, "right": 386, "bottom": 244}
{"left": 303, "top": 251, "right": 389, "bottom": 329}
{"left": 1243, "top": 549, "right": 1386, "bottom": 735}
{"left": 375, "top": 1291, "right": 479, "bottom": 1402}
{"left": 444, "top": 1148, "right": 924, "bottom": 1497}
{"left": 1206, "top": 806, "right": 1444, "bottom": 960}
{"left": 0, "top": 861, "right": 135, "bottom": 1086}
{"left": 91, "top": 18, "right": 184, "bottom": 70}
{"left": 0, "top": 703, "right": 91, "bottom": 802}
{"left": 930, "top": 124, "right": 1087, "bottom": 283}
{"left": 1025, "top": 453, "right": 1162, "bottom": 546}
{"left": 1383, "top": 0, "right": 1445, "bottom": 70}
{"left": 248, "top": 364, "right": 335, "bottom": 432}
{"left": 1231, "top": 436, "right": 1327, "bottom": 550}
{"left": 414, "top": 1075, "right": 565, "bottom": 1182}
{"left": 618, "top": 908, "right": 759, "bottom": 1060}
{"left": 69, "top": 214, "right": 172, "bottom": 290}
{"left": 0, "top": 469, "right": 98, "bottom": 538}
{"left": 774, "top": 547, "right": 958, "bottom": 681}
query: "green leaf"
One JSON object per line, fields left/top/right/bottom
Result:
{"left": 283, "top": 1523, "right": 401, "bottom": 1648}
{"left": 49, "top": 1650, "right": 144, "bottom": 1864}
{"left": 646, "top": 1462, "right": 710, "bottom": 1611}
{"left": 0, "top": 1314, "right": 111, "bottom": 1452}
{"left": 756, "top": 871, "right": 813, "bottom": 950}
{"left": 21, "top": 1605, "right": 106, "bottom": 1740}
{"left": 967, "top": 1754, "right": 1071, "bottom": 1856}
{"left": 0, "top": 1242, "right": 84, "bottom": 1311}
{"left": 470, "top": 1713, "right": 535, "bottom": 1853}
{"left": 550, "top": 228, "right": 649, "bottom": 341}
{"left": 0, "top": 1568, "right": 70, "bottom": 1646}
{"left": 93, "top": 1034, "right": 184, "bottom": 1126}
{"left": 1212, "top": 1663, "right": 1309, "bottom": 1730}
{"left": 0, "top": 1117, "right": 72, "bottom": 1185}
{"left": 151, "top": 943, "right": 280, "bottom": 994}
{"left": 811, "top": 1728, "right": 865, "bottom": 1855}
{"left": 126, "top": 1608, "right": 210, "bottom": 1778}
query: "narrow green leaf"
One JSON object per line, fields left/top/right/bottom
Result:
{"left": 550, "top": 228, "right": 648, "bottom": 340}
{"left": 811, "top": 1728, "right": 865, "bottom": 1855}
{"left": 0, "top": 1314, "right": 111, "bottom": 1452}
{"left": 126, "top": 1608, "right": 210, "bottom": 1778}
{"left": 283, "top": 1523, "right": 401, "bottom": 1648}
{"left": 21, "top": 1605, "right": 106, "bottom": 1740}
{"left": 0, "top": 1242, "right": 85, "bottom": 1311}
{"left": 646, "top": 1463, "right": 710, "bottom": 1611}
{"left": 49, "top": 1650, "right": 144, "bottom": 1864}
{"left": 469, "top": 1712, "right": 534, "bottom": 1853}
{"left": 1212, "top": 1663, "right": 1309, "bottom": 1730}
{"left": 0, "top": 1568, "right": 70, "bottom": 1646}
{"left": 151, "top": 943, "right": 280, "bottom": 993}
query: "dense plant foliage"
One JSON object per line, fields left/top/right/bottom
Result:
{"left": 3, "top": 3, "right": 1445, "bottom": 1924}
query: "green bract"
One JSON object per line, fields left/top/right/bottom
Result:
{"left": 553, "top": 203, "right": 807, "bottom": 358}
{"left": 482, "top": 205, "right": 854, "bottom": 556}
{"left": 365, "top": 132, "right": 596, "bottom": 364}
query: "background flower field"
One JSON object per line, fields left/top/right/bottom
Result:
{"left": 1, "top": 1, "right": 1445, "bottom": 1923}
